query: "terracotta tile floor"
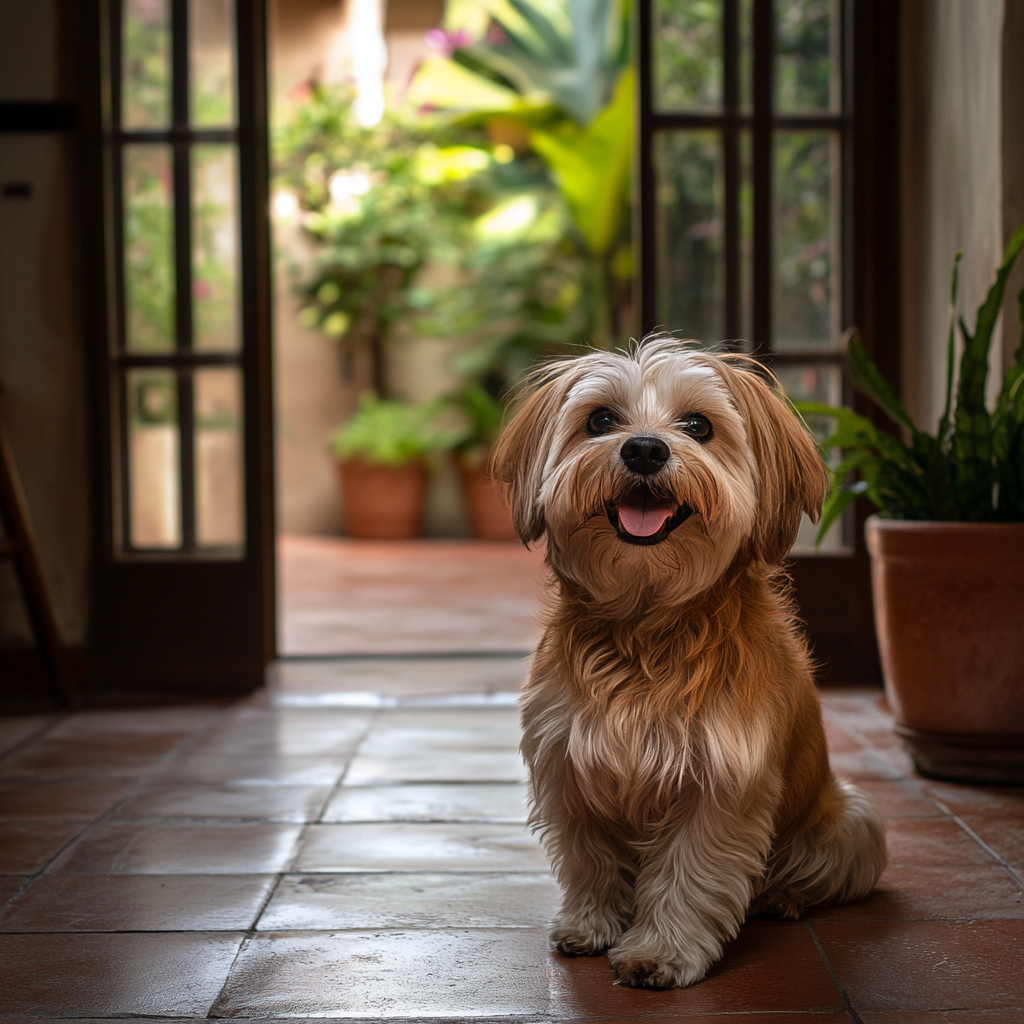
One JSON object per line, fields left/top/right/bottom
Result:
{"left": 0, "top": 665, "right": 1021, "bottom": 1021}
{"left": 277, "top": 535, "right": 547, "bottom": 655}
{"left": 0, "top": 541, "right": 1021, "bottom": 1020}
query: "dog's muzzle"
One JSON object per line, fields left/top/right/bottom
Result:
{"left": 606, "top": 486, "right": 693, "bottom": 546}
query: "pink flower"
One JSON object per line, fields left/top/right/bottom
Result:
{"left": 424, "top": 27, "right": 471, "bottom": 57}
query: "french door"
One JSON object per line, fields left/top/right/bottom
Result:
{"left": 636, "top": 0, "right": 900, "bottom": 680}
{"left": 89, "top": 0, "right": 274, "bottom": 692}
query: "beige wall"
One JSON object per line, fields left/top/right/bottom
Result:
{"left": 901, "top": 0, "right": 1022, "bottom": 430}
{"left": 0, "top": 0, "right": 90, "bottom": 646}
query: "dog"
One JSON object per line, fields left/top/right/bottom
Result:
{"left": 492, "top": 339, "right": 887, "bottom": 989}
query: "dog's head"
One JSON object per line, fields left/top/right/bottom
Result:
{"left": 492, "top": 339, "right": 829, "bottom": 606}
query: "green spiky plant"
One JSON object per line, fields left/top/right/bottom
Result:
{"left": 796, "top": 224, "right": 1024, "bottom": 540}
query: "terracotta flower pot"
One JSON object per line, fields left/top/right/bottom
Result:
{"left": 865, "top": 516, "right": 1024, "bottom": 784}
{"left": 458, "top": 456, "right": 517, "bottom": 541}
{"left": 338, "top": 457, "right": 428, "bottom": 539}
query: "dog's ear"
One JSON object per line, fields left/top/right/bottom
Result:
{"left": 491, "top": 371, "right": 569, "bottom": 545}
{"left": 724, "top": 365, "right": 831, "bottom": 562}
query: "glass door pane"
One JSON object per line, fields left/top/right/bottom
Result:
{"left": 123, "top": 0, "right": 172, "bottom": 127}
{"left": 775, "top": 0, "right": 840, "bottom": 113}
{"left": 773, "top": 130, "right": 840, "bottom": 351}
{"left": 114, "top": 0, "right": 244, "bottom": 555}
{"left": 124, "top": 144, "right": 176, "bottom": 352}
{"left": 128, "top": 369, "right": 181, "bottom": 548}
{"left": 654, "top": 0, "right": 723, "bottom": 111}
{"left": 195, "top": 367, "right": 244, "bottom": 547}
{"left": 655, "top": 131, "right": 724, "bottom": 342}
{"left": 192, "top": 144, "right": 240, "bottom": 351}
{"left": 190, "top": 0, "right": 236, "bottom": 126}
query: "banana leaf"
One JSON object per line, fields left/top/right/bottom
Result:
{"left": 528, "top": 67, "right": 632, "bottom": 255}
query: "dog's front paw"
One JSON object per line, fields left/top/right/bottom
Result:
{"left": 748, "top": 888, "right": 804, "bottom": 920}
{"left": 551, "top": 912, "right": 623, "bottom": 956}
{"left": 608, "top": 932, "right": 712, "bottom": 989}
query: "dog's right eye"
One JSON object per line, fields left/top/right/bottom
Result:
{"left": 587, "top": 408, "right": 618, "bottom": 436}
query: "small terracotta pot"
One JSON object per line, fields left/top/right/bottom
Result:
{"left": 337, "top": 457, "right": 428, "bottom": 539}
{"left": 865, "top": 516, "right": 1024, "bottom": 784}
{"left": 458, "top": 456, "right": 517, "bottom": 541}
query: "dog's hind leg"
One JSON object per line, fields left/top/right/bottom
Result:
{"left": 752, "top": 780, "right": 887, "bottom": 919}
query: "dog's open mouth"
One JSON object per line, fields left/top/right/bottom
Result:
{"left": 606, "top": 487, "right": 693, "bottom": 546}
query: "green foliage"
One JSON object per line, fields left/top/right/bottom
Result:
{"left": 775, "top": 0, "right": 833, "bottom": 112}
{"left": 124, "top": 147, "right": 175, "bottom": 351}
{"left": 528, "top": 66, "right": 633, "bottom": 258}
{"left": 275, "top": 86, "right": 498, "bottom": 384}
{"left": 277, "top": 2, "right": 637, "bottom": 453}
{"left": 330, "top": 394, "right": 457, "bottom": 467}
{"left": 421, "top": 187, "right": 590, "bottom": 394}
{"left": 796, "top": 225, "right": 1024, "bottom": 537}
{"left": 653, "top": 0, "right": 721, "bottom": 111}
{"left": 410, "top": 0, "right": 633, "bottom": 347}
{"left": 446, "top": 381, "right": 506, "bottom": 461}
{"left": 122, "top": 0, "right": 170, "bottom": 126}
{"left": 446, "top": 0, "right": 628, "bottom": 126}
{"left": 275, "top": 79, "right": 594, "bottom": 430}
{"left": 775, "top": 132, "right": 833, "bottom": 346}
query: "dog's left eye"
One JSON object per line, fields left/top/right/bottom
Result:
{"left": 678, "top": 414, "right": 713, "bottom": 441}
{"left": 587, "top": 408, "right": 618, "bottom": 436}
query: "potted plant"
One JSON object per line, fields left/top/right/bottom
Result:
{"left": 797, "top": 225, "right": 1024, "bottom": 784}
{"left": 330, "top": 395, "right": 453, "bottom": 539}
{"left": 447, "top": 382, "right": 516, "bottom": 540}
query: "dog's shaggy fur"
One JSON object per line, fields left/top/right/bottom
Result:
{"left": 493, "top": 340, "right": 886, "bottom": 990}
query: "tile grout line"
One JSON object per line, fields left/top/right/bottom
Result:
{"left": 822, "top": 701, "right": 1024, "bottom": 888}
{"left": 0, "top": 701, "right": 237, "bottom": 921}
{"left": 0, "top": 710, "right": 72, "bottom": 915}
{"left": 918, "top": 794, "right": 1024, "bottom": 889}
{"left": 802, "top": 919, "right": 864, "bottom": 1024}
{"left": 201, "top": 701, "right": 386, "bottom": 1019}
{"left": 0, "top": 711, "right": 70, "bottom": 767}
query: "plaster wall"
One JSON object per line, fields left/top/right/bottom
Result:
{"left": 0, "top": 0, "right": 90, "bottom": 647}
{"left": 901, "top": 0, "right": 1020, "bottom": 431}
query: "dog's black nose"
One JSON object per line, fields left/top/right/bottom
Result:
{"left": 620, "top": 436, "right": 669, "bottom": 475}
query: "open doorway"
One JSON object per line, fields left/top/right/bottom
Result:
{"left": 266, "top": 0, "right": 624, "bottom": 661}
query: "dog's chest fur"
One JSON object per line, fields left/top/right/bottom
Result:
{"left": 524, "top": 642, "right": 713, "bottom": 818}
{"left": 522, "top": 591, "right": 785, "bottom": 824}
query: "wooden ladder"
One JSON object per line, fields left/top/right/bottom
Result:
{"left": 0, "top": 414, "right": 69, "bottom": 705}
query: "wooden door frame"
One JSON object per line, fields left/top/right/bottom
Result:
{"left": 80, "top": 0, "right": 276, "bottom": 694}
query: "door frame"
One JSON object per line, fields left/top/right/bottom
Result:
{"left": 81, "top": 0, "right": 276, "bottom": 694}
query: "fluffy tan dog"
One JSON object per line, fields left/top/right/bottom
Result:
{"left": 493, "top": 339, "right": 886, "bottom": 989}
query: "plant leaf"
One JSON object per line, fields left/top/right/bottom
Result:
{"left": 844, "top": 329, "right": 923, "bottom": 440}
{"left": 992, "top": 284, "right": 1024, "bottom": 516}
{"left": 951, "top": 223, "right": 1024, "bottom": 517}
{"left": 815, "top": 484, "right": 862, "bottom": 545}
{"left": 937, "top": 252, "right": 962, "bottom": 443}
{"left": 528, "top": 67, "right": 633, "bottom": 255}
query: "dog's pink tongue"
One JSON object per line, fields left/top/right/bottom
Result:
{"left": 617, "top": 496, "right": 676, "bottom": 537}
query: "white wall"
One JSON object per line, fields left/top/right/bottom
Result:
{"left": 901, "top": 0, "right": 1020, "bottom": 431}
